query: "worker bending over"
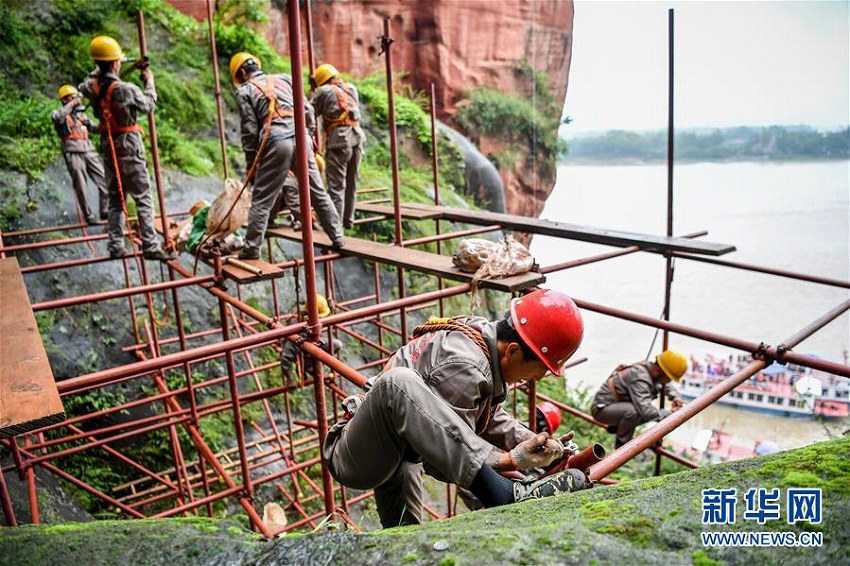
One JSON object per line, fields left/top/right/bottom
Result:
{"left": 323, "top": 289, "right": 591, "bottom": 528}
{"left": 591, "top": 350, "right": 687, "bottom": 448}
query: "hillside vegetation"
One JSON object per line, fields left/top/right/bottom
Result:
{"left": 0, "top": 0, "right": 469, "bottom": 235}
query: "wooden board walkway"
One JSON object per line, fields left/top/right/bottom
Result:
{"left": 357, "top": 203, "right": 736, "bottom": 256}
{"left": 0, "top": 258, "right": 64, "bottom": 438}
{"left": 154, "top": 218, "right": 285, "bottom": 283}
{"left": 267, "top": 227, "right": 545, "bottom": 292}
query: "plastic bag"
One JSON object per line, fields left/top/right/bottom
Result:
{"left": 206, "top": 177, "right": 251, "bottom": 243}
{"left": 453, "top": 236, "right": 535, "bottom": 307}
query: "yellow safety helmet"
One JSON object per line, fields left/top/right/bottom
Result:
{"left": 229, "top": 51, "right": 261, "bottom": 85}
{"left": 89, "top": 35, "right": 124, "bottom": 61}
{"left": 313, "top": 63, "right": 339, "bottom": 87}
{"left": 301, "top": 294, "right": 331, "bottom": 318}
{"left": 656, "top": 350, "right": 688, "bottom": 382}
{"left": 57, "top": 84, "right": 79, "bottom": 100}
{"left": 315, "top": 153, "right": 325, "bottom": 175}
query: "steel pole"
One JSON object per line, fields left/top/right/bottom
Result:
{"left": 286, "top": 0, "right": 335, "bottom": 517}
{"left": 205, "top": 0, "right": 229, "bottom": 177}
{"left": 589, "top": 299, "right": 850, "bottom": 480}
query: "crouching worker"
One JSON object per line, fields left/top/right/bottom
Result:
{"left": 323, "top": 289, "right": 591, "bottom": 528}
{"left": 280, "top": 293, "right": 342, "bottom": 383}
{"left": 591, "top": 350, "right": 687, "bottom": 448}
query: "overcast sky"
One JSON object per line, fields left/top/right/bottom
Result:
{"left": 562, "top": 1, "right": 849, "bottom": 135}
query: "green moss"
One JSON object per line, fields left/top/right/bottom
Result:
{"left": 401, "top": 551, "right": 419, "bottom": 562}
{"left": 691, "top": 549, "right": 724, "bottom": 566}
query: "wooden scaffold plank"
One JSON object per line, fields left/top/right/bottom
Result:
{"left": 400, "top": 203, "right": 736, "bottom": 256}
{"left": 266, "top": 227, "right": 546, "bottom": 292}
{"left": 0, "top": 258, "right": 65, "bottom": 438}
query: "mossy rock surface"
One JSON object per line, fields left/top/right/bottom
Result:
{"left": 2, "top": 436, "right": 848, "bottom": 565}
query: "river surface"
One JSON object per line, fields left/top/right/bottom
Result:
{"left": 530, "top": 160, "right": 849, "bottom": 450}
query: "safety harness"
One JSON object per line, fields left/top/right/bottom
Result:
{"left": 605, "top": 361, "right": 646, "bottom": 402}
{"left": 192, "top": 75, "right": 288, "bottom": 272}
{"left": 61, "top": 114, "right": 89, "bottom": 142}
{"left": 248, "top": 76, "right": 295, "bottom": 122}
{"left": 322, "top": 83, "right": 360, "bottom": 135}
{"left": 411, "top": 317, "right": 495, "bottom": 433}
{"left": 92, "top": 80, "right": 143, "bottom": 136}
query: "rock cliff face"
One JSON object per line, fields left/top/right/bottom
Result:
{"left": 169, "top": 0, "right": 574, "bottom": 218}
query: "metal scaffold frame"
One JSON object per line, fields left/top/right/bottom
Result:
{"left": 0, "top": 5, "right": 847, "bottom": 536}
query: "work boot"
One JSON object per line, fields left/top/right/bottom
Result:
{"left": 513, "top": 468, "right": 591, "bottom": 503}
{"left": 85, "top": 215, "right": 98, "bottom": 226}
{"left": 330, "top": 237, "right": 346, "bottom": 250}
{"left": 109, "top": 247, "right": 127, "bottom": 259}
{"left": 143, "top": 249, "right": 176, "bottom": 262}
{"left": 238, "top": 248, "right": 260, "bottom": 260}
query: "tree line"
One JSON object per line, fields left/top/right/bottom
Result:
{"left": 564, "top": 126, "right": 849, "bottom": 162}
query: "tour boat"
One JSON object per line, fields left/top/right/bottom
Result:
{"left": 678, "top": 353, "right": 849, "bottom": 419}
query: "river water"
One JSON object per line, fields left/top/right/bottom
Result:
{"left": 530, "top": 160, "right": 849, "bottom": 450}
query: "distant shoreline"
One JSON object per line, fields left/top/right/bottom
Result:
{"left": 558, "top": 156, "right": 850, "bottom": 167}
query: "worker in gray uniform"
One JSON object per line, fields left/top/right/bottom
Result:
{"left": 230, "top": 52, "right": 344, "bottom": 259}
{"left": 52, "top": 84, "right": 108, "bottom": 225}
{"left": 323, "top": 289, "right": 590, "bottom": 528}
{"left": 591, "top": 350, "right": 687, "bottom": 448}
{"left": 78, "top": 36, "right": 172, "bottom": 261}
{"left": 310, "top": 63, "right": 366, "bottom": 229}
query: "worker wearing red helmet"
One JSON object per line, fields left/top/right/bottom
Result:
{"left": 535, "top": 401, "right": 562, "bottom": 435}
{"left": 323, "top": 288, "right": 590, "bottom": 528}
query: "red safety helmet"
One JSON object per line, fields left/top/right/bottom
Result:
{"left": 535, "top": 401, "right": 562, "bottom": 434}
{"left": 510, "top": 289, "right": 583, "bottom": 375}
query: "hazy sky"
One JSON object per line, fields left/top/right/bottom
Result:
{"left": 562, "top": 1, "right": 849, "bottom": 134}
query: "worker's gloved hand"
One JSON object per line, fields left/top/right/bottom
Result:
{"left": 671, "top": 398, "right": 684, "bottom": 411}
{"left": 510, "top": 432, "right": 565, "bottom": 470}
{"left": 141, "top": 68, "right": 154, "bottom": 86}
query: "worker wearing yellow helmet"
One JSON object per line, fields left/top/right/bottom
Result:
{"left": 309, "top": 63, "right": 366, "bottom": 230}
{"left": 279, "top": 294, "right": 343, "bottom": 383}
{"left": 51, "top": 84, "right": 108, "bottom": 225}
{"left": 591, "top": 350, "right": 687, "bottom": 448}
{"left": 77, "top": 35, "right": 173, "bottom": 261}
{"left": 228, "top": 51, "right": 345, "bottom": 258}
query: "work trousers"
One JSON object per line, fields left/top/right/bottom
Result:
{"left": 325, "top": 128, "right": 363, "bottom": 229}
{"left": 243, "top": 137, "right": 294, "bottom": 256}
{"left": 323, "top": 367, "right": 494, "bottom": 527}
{"left": 103, "top": 147, "right": 158, "bottom": 255}
{"left": 63, "top": 151, "right": 107, "bottom": 221}
{"left": 592, "top": 402, "right": 645, "bottom": 447}
{"left": 277, "top": 148, "right": 344, "bottom": 244}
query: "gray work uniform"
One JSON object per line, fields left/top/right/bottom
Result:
{"left": 51, "top": 99, "right": 108, "bottom": 222}
{"left": 310, "top": 81, "right": 365, "bottom": 229}
{"left": 78, "top": 70, "right": 160, "bottom": 256}
{"left": 272, "top": 165, "right": 343, "bottom": 241}
{"left": 237, "top": 71, "right": 343, "bottom": 255}
{"left": 591, "top": 361, "right": 680, "bottom": 446}
{"left": 322, "top": 317, "right": 534, "bottom": 527}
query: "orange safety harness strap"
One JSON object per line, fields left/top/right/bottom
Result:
{"left": 93, "top": 80, "right": 143, "bottom": 136}
{"left": 411, "top": 317, "right": 494, "bottom": 434}
{"left": 323, "top": 83, "right": 360, "bottom": 135}
{"left": 62, "top": 114, "right": 88, "bottom": 141}
{"left": 248, "top": 77, "right": 295, "bottom": 121}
